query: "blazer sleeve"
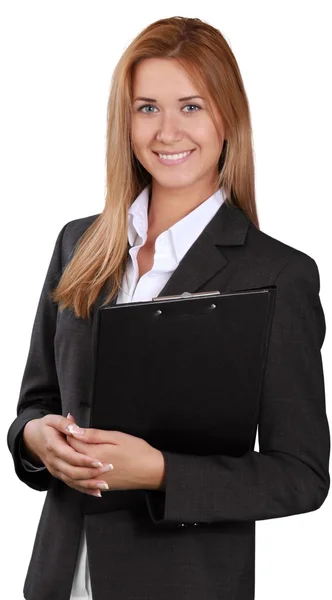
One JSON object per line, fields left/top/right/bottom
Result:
{"left": 19, "top": 436, "right": 47, "bottom": 471}
{"left": 145, "top": 252, "right": 330, "bottom": 525}
{"left": 7, "top": 223, "right": 68, "bottom": 492}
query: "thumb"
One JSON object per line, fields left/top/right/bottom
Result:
{"left": 44, "top": 414, "right": 85, "bottom": 436}
{"left": 69, "top": 427, "right": 115, "bottom": 444}
{"left": 65, "top": 413, "right": 85, "bottom": 435}
{"left": 65, "top": 420, "right": 85, "bottom": 436}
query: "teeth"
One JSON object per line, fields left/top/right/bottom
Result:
{"left": 158, "top": 151, "right": 191, "bottom": 160}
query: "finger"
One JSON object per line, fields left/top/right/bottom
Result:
{"left": 51, "top": 457, "right": 114, "bottom": 482}
{"left": 69, "top": 484, "right": 102, "bottom": 498}
{"left": 51, "top": 463, "right": 110, "bottom": 490}
{"left": 66, "top": 433, "right": 90, "bottom": 452}
{"left": 69, "top": 427, "right": 118, "bottom": 444}
{"left": 65, "top": 435, "right": 114, "bottom": 469}
{"left": 65, "top": 434, "right": 110, "bottom": 458}
{"left": 46, "top": 433, "right": 107, "bottom": 469}
{"left": 44, "top": 414, "right": 85, "bottom": 438}
{"left": 70, "top": 478, "right": 110, "bottom": 491}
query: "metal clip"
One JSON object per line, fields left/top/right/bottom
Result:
{"left": 152, "top": 290, "right": 221, "bottom": 302}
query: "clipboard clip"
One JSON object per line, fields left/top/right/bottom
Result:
{"left": 152, "top": 290, "right": 221, "bottom": 302}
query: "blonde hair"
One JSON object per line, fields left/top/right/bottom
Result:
{"left": 52, "top": 16, "right": 259, "bottom": 320}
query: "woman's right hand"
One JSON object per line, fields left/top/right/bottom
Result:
{"left": 22, "top": 414, "right": 112, "bottom": 497}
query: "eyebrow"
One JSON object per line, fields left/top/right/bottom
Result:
{"left": 133, "top": 95, "right": 204, "bottom": 102}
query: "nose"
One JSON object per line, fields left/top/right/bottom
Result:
{"left": 155, "top": 112, "right": 185, "bottom": 143}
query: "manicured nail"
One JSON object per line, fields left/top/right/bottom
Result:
{"left": 91, "top": 461, "right": 104, "bottom": 468}
{"left": 98, "top": 464, "right": 113, "bottom": 473}
{"left": 67, "top": 413, "right": 71, "bottom": 418}
{"left": 96, "top": 482, "right": 109, "bottom": 490}
{"left": 65, "top": 424, "right": 84, "bottom": 435}
{"left": 91, "top": 490, "right": 102, "bottom": 497}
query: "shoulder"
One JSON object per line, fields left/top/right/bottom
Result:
{"left": 246, "top": 220, "right": 320, "bottom": 285}
{"left": 59, "top": 213, "right": 100, "bottom": 263}
{"left": 63, "top": 213, "right": 100, "bottom": 239}
{"left": 245, "top": 224, "right": 323, "bottom": 347}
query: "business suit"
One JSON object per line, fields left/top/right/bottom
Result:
{"left": 7, "top": 198, "right": 330, "bottom": 600}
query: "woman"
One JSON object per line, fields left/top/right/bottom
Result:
{"left": 7, "top": 15, "right": 330, "bottom": 600}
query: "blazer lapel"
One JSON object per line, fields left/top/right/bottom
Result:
{"left": 156, "top": 201, "right": 250, "bottom": 298}
{"left": 96, "top": 200, "right": 251, "bottom": 310}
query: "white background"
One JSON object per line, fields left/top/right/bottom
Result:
{"left": 1, "top": 1, "right": 331, "bottom": 598}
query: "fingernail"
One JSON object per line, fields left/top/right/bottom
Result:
{"left": 91, "top": 461, "right": 104, "bottom": 468}
{"left": 65, "top": 424, "right": 85, "bottom": 435}
{"left": 99, "top": 464, "right": 113, "bottom": 473}
{"left": 96, "top": 482, "right": 109, "bottom": 490}
{"left": 91, "top": 490, "right": 102, "bottom": 497}
{"left": 67, "top": 413, "right": 71, "bottom": 418}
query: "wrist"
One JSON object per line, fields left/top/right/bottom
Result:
{"left": 149, "top": 450, "right": 166, "bottom": 491}
{"left": 22, "top": 420, "right": 44, "bottom": 467}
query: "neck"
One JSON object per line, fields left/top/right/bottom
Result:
{"left": 147, "top": 180, "right": 219, "bottom": 240}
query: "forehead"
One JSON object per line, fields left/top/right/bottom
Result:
{"left": 132, "top": 58, "right": 198, "bottom": 95}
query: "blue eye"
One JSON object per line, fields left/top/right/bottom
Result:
{"left": 137, "top": 104, "right": 201, "bottom": 113}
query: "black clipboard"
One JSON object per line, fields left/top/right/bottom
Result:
{"left": 89, "top": 286, "right": 276, "bottom": 457}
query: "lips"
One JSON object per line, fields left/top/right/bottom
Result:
{"left": 153, "top": 149, "right": 195, "bottom": 156}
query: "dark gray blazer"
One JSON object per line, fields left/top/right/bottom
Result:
{"left": 7, "top": 200, "right": 330, "bottom": 600}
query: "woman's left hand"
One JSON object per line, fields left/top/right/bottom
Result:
{"left": 66, "top": 423, "right": 165, "bottom": 491}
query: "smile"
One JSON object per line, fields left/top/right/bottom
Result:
{"left": 153, "top": 149, "right": 195, "bottom": 166}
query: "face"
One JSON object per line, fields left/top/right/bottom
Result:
{"left": 131, "top": 58, "right": 225, "bottom": 193}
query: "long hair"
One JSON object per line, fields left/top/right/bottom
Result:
{"left": 51, "top": 16, "right": 258, "bottom": 320}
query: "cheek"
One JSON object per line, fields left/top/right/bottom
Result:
{"left": 196, "top": 122, "right": 218, "bottom": 142}
{"left": 130, "top": 132, "right": 148, "bottom": 162}
{"left": 201, "top": 128, "right": 224, "bottom": 159}
{"left": 131, "top": 120, "right": 149, "bottom": 145}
